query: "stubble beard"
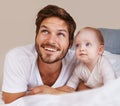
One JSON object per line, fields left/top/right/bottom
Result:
{"left": 35, "top": 43, "right": 69, "bottom": 64}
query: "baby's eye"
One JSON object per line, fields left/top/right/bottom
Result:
{"left": 86, "top": 42, "right": 91, "bottom": 47}
{"left": 75, "top": 44, "right": 80, "bottom": 48}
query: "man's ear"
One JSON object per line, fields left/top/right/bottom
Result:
{"left": 99, "top": 45, "right": 104, "bottom": 55}
{"left": 69, "top": 40, "right": 73, "bottom": 49}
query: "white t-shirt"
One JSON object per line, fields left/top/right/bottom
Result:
{"left": 2, "top": 44, "right": 77, "bottom": 93}
{"left": 66, "top": 56, "right": 115, "bottom": 89}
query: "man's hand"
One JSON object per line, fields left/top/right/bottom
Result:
{"left": 28, "top": 85, "right": 55, "bottom": 95}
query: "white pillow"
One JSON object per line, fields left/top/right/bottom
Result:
{"left": 103, "top": 51, "right": 120, "bottom": 78}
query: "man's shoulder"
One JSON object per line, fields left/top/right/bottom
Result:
{"left": 6, "top": 43, "right": 37, "bottom": 59}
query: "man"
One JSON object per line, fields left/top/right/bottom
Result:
{"left": 2, "top": 5, "right": 76, "bottom": 103}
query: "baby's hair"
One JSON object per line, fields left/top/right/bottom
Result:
{"left": 76, "top": 27, "right": 104, "bottom": 45}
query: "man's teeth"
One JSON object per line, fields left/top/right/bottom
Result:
{"left": 44, "top": 47, "right": 57, "bottom": 52}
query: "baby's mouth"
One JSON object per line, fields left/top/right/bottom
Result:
{"left": 79, "top": 53, "right": 86, "bottom": 56}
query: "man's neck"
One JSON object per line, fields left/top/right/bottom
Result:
{"left": 38, "top": 59, "right": 62, "bottom": 73}
{"left": 37, "top": 58, "right": 62, "bottom": 86}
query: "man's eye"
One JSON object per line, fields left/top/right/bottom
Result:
{"left": 57, "top": 33, "right": 65, "bottom": 37}
{"left": 41, "top": 30, "right": 49, "bottom": 34}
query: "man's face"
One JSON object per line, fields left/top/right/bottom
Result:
{"left": 35, "top": 17, "right": 70, "bottom": 63}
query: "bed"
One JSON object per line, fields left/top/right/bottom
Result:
{"left": 0, "top": 28, "right": 120, "bottom": 106}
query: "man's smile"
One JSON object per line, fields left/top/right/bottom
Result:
{"left": 44, "top": 47, "right": 57, "bottom": 52}
{"left": 41, "top": 44, "right": 60, "bottom": 52}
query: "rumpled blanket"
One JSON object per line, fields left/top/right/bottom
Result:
{"left": 4, "top": 77, "right": 120, "bottom": 106}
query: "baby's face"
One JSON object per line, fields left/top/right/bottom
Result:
{"left": 75, "top": 29, "right": 103, "bottom": 64}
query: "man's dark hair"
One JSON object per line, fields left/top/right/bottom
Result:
{"left": 35, "top": 5, "right": 76, "bottom": 40}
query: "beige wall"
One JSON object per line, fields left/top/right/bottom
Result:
{"left": 0, "top": 0, "right": 120, "bottom": 90}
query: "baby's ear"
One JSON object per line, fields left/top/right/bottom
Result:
{"left": 99, "top": 45, "right": 104, "bottom": 55}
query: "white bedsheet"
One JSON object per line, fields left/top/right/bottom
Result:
{"left": 0, "top": 92, "right": 4, "bottom": 105}
{"left": 1, "top": 77, "right": 120, "bottom": 106}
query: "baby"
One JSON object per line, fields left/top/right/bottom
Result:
{"left": 65, "top": 27, "right": 116, "bottom": 91}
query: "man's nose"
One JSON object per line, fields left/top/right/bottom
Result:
{"left": 47, "top": 34, "right": 57, "bottom": 42}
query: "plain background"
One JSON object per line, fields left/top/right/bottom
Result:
{"left": 0, "top": 0, "right": 120, "bottom": 90}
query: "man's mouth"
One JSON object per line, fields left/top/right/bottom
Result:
{"left": 44, "top": 47, "right": 57, "bottom": 52}
{"left": 42, "top": 44, "right": 60, "bottom": 52}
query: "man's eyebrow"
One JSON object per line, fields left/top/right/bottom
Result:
{"left": 58, "top": 29, "right": 68, "bottom": 33}
{"left": 40, "top": 25, "right": 48, "bottom": 28}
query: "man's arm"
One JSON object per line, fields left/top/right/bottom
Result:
{"left": 2, "top": 91, "right": 26, "bottom": 104}
{"left": 28, "top": 85, "right": 75, "bottom": 95}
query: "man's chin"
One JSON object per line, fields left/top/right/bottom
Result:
{"left": 40, "top": 57, "right": 60, "bottom": 64}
